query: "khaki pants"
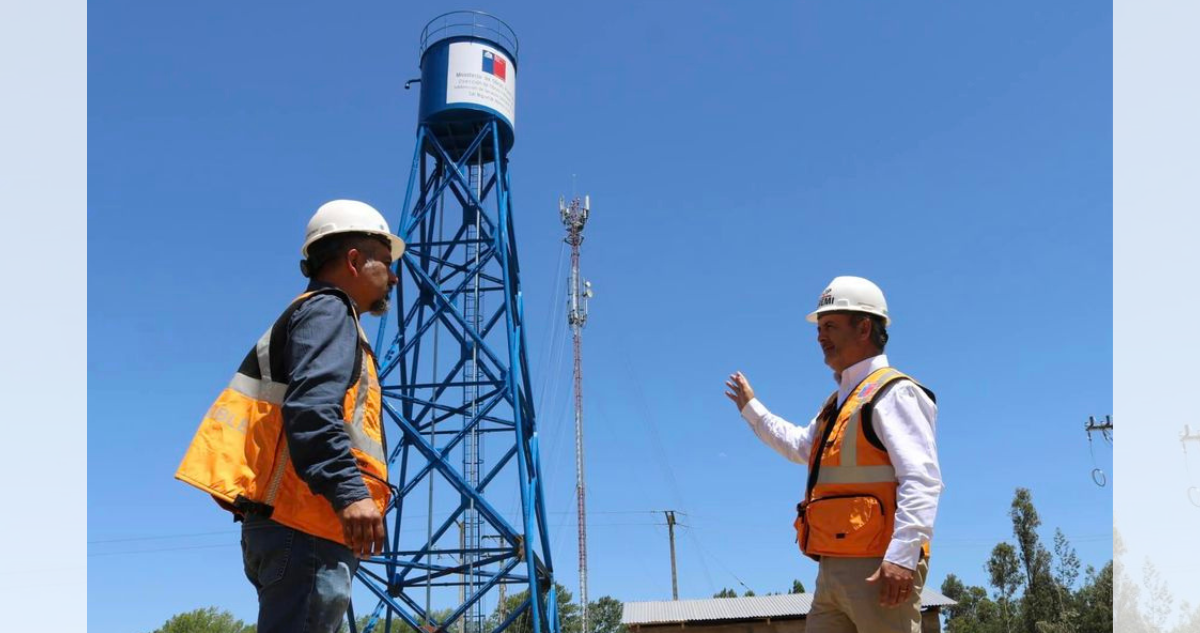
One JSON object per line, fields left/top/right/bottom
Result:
{"left": 806, "top": 556, "right": 929, "bottom": 633}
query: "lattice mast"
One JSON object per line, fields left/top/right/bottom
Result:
{"left": 560, "top": 195, "right": 592, "bottom": 633}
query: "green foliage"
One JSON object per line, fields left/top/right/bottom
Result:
{"left": 588, "top": 596, "right": 627, "bottom": 633}
{"left": 712, "top": 588, "right": 738, "bottom": 598}
{"left": 487, "top": 586, "right": 626, "bottom": 633}
{"left": 1009, "top": 488, "right": 1058, "bottom": 632}
{"left": 150, "top": 607, "right": 255, "bottom": 633}
{"left": 941, "top": 574, "right": 1005, "bottom": 633}
{"left": 340, "top": 608, "right": 454, "bottom": 633}
{"left": 493, "top": 583, "right": 580, "bottom": 633}
{"left": 1074, "top": 562, "right": 1112, "bottom": 633}
{"left": 940, "top": 489, "right": 1114, "bottom": 633}
{"left": 1051, "top": 529, "right": 1080, "bottom": 591}
{"left": 985, "top": 542, "right": 1023, "bottom": 632}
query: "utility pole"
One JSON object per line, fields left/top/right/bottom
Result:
{"left": 561, "top": 194, "right": 592, "bottom": 632}
{"left": 1084, "top": 415, "right": 1113, "bottom": 487}
{"left": 1085, "top": 415, "right": 1113, "bottom": 436}
{"left": 664, "top": 511, "right": 679, "bottom": 600}
{"left": 1181, "top": 425, "right": 1200, "bottom": 507}
{"left": 1181, "top": 425, "right": 1200, "bottom": 448}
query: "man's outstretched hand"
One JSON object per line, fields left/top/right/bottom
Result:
{"left": 724, "top": 371, "right": 756, "bottom": 412}
{"left": 336, "top": 497, "right": 386, "bottom": 559}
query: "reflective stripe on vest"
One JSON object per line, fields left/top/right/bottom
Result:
{"left": 345, "top": 351, "right": 385, "bottom": 464}
{"left": 176, "top": 289, "right": 390, "bottom": 546}
{"left": 797, "top": 366, "right": 932, "bottom": 560}
{"left": 815, "top": 368, "right": 903, "bottom": 486}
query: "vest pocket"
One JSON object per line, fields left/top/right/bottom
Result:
{"left": 799, "top": 494, "right": 886, "bottom": 557}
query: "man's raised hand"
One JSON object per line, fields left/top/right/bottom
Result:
{"left": 724, "top": 371, "right": 756, "bottom": 412}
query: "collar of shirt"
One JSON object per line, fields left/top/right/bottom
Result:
{"left": 302, "top": 280, "right": 361, "bottom": 320}
{"left": 834, "top": 354, "right": 889, "bottom": 406}
{"left": 306, "top": 279, "right": 339, "bottom": 293}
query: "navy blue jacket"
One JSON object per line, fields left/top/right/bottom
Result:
{"left": 279, "top": 281, "right": 372, "bottom": 510}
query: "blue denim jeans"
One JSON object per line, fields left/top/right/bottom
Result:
{"left": 241, "top": 514, "right": 358, "bottom": 633}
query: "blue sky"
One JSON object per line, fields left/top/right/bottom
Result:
{"left": 89, "top": 2, "right": 1112, "bottom": 632}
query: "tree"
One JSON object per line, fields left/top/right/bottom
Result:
{"left": 939, "top": 494, "right": 1116, "bottom": 633}
{"left": 986, "top": 542, "right": 1024, "bottom": 633}
{"left": 1050, "top": 529, "right": 1080, "bottom": 591}
{"left": 1142, "top": 559, "right": 1174, "bottom": 632}
{"left": 742, "top": 589, "right": 756, "bottom": 597}
{"left": 1171, "top": 601, "right": 1200, "bottom": 633}
{"left": 341, "top": 609, "right": 442, "bottom": 633}
{"left": 1113, "top": 529, "right": 1148, "bottom": 633}
{"left": 1009, "top": 489, "right": 1056, "bottom": 632}
{"left": 712, "top": 588, "right": 738, "bottom": 598}
{"left": 789, "top": 580, "right": 806, "bottom": 594}
{"left": 941, "top": 574, "right": 1003, "bottom": 633}
{"left": 150, "top": 607, "right": 255, "bottom": 633}
{"left": 1073, "top": 562, "right": 1112, "bottom": 633}
{"left": 588, "top": 596, "right": 626, "bottom": 633}
{"left": 493, "top": 583, "right": 580, "bottom": 633}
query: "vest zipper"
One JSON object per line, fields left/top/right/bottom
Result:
{"left": 804, "top": 370, "right": 889, "bottom": 501}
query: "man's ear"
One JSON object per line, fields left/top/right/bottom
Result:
{"left": 345, "top": 248, "right": 364, "bottom": 277}
{"left": 858, "top": 317, "right": 873, "bottom": 342}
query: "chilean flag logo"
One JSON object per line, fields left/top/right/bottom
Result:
{"left": 482, "top": 50, "right": 507, "bottom": 81}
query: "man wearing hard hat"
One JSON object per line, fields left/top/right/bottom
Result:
{"left": 725, "top": 277, "right": 942, "bottom": 633}
{"left": 177, "top": 200, "right": 405, "bottom": 633}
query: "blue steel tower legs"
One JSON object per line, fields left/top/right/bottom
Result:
{"left": 352, "top": 16, "right": 559, "bottom": 633}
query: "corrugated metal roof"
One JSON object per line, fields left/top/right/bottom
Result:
{"left": 622, "top": 589, "right": 956, "bottom": 625}
{"left": 917, "top": 589, "right": 958, "bottom": 608}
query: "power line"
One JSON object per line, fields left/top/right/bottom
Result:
{"left": 88, "top": 510, "right": 675, "bottom": 547}
{"left": 680, "top": 524, "right": 753, "bottom": 595}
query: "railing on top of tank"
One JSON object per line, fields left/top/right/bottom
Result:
{"left": 420, "top": 10, "right": 519, "bottom": 63}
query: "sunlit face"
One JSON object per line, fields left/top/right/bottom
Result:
{"left": 816, "top": 312, "right": 869, "bottom": 373}
{"left": 355, "top": 238, "right": 397, "bottom": 316}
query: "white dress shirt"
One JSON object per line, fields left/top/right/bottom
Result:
{"left": 740, "top": 354, "right": 942, "bottom": 570}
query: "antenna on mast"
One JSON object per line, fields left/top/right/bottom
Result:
{"left": 561, "top": 192, "right": 592, "bottom": 631}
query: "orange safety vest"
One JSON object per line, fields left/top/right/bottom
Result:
{"left": 176, "top": 289, "right": 390, "bottom": 546}
{"left": 794, "top": 367, "right": 934, "bottom": 561}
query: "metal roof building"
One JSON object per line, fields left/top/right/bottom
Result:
{"left": 623, "top": 589, "right": 955, "bottom": 633}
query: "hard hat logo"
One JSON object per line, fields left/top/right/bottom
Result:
{"left": 806, "top": 276, "right": 891, "bottom": 326}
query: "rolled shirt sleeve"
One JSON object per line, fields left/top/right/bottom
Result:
{"left": 871, "top": 381, "right": 942, "bottom": 570}
{"left": 281, "top": 292, "right": 372, "bottom": 511}
{"left": 740, "top": 398, "right": 820, "bottom": 465}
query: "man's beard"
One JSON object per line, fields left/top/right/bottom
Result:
{"left": 368, "top": 298, "right": 390, "bottom": 316}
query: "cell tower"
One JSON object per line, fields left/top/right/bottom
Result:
{"left": 358, "top": 12, "right": 559, "bottom": 633}
{"left": 560, "top": 194, "right": 592, "bottom": 632}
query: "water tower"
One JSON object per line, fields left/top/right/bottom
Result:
{"left": 355, "top": 12, "right": 560, "bottom": 633}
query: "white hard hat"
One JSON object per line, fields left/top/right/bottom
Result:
{"left": 302, "top": 199, "right": 406, "bottom": 260}
{"left": 805, "top": 276, "right": 890, "bottom": 326}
